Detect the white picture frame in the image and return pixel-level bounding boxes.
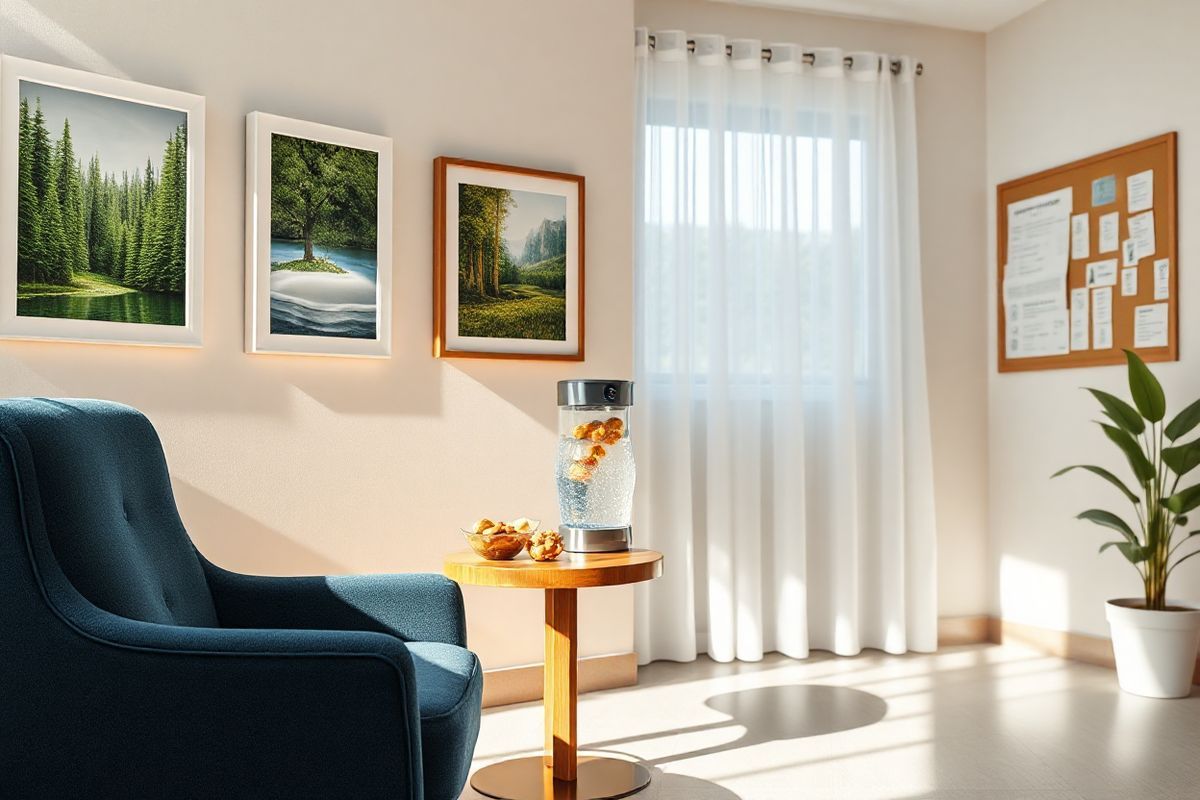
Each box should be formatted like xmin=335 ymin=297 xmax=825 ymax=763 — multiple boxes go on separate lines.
xmin=0 ymin=55 xmax=204 ymax=346
xmin=245 ymin=112 xmax=392 ymax=357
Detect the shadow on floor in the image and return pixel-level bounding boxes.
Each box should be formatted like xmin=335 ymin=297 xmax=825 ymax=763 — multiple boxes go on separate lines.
xmin=650 ymin=684 xmax=888 ymax=767
xmin=642 ymin=768 xmax=744 ymax=799
xmin=706 ymin=683 xmax=889 ymax=740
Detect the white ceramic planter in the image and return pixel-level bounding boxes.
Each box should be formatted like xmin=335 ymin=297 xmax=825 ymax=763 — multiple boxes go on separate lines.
xmin=1106 ymin=599 xmax=1200 ymax=698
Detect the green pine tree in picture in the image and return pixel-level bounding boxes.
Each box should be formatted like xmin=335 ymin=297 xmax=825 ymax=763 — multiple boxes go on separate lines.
xmin=15 ymin=80 xmax=189 ymax=326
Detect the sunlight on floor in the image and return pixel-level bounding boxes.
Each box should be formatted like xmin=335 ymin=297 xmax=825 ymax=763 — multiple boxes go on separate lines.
xmin=461 ymin=644 xmax=1200 ymax=799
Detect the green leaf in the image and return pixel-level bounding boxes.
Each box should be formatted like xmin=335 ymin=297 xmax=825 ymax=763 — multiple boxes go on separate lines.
xmin=1163 ymin=439 xmax=1200 ymax=476
xmin=1165 ymin=398 xmax=1200 ymax=441
xmin=1099 ymin=540 xmax=1150 ymax=564
xmin=1116 ymin=542 xmax=1150 ymax=564
xmin=1165 ymin=485 xmax=1200 ymax=515
xmin=1052 ymin=465 xmax=1141 ymax=504
xmin=1099 ymin=423 xmax=1156 ymax=484
xmin=1125 ymin=349 xmax=1166 ymax=422
xmin=1087 ymin=389 xmax=1145 ymax=435
xmin=1077 ymin=509 xmax=1139 ymax=545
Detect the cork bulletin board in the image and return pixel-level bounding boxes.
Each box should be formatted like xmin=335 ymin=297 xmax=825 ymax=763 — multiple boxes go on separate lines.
xmin=997 ymin=133 xmax=1177 ymax=372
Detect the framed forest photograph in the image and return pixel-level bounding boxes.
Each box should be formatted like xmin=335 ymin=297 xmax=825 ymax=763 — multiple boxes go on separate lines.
xmin=0 ymin=56 xmax=204 ymax=346
xmin=434 ymin=157 xmax=583 ymax=360
xmin=245 ymin=112 xmax=392 ymax=357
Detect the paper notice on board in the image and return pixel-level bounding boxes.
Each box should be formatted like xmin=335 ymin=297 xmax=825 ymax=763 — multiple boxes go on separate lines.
xmin=1006 ymin=187 xmax=1073 ymax=280
xmin=1134 ymin=303 xmax=1168 ymax=348
xmin=1121 ymin=267 xmax=1138 ymax=296
xmin=1123 ymin=239 xmax=1138 ymax=267
xmin=1070 ymin=287 xmax=1089 ymax=351
xmin=1127 ymin=170 xmax=1153 ymax=213
xmin=1003 ymin=272 xmax=1069 ymax=359
xmin=1128 ymin=211 xmax=1155 ymax=259
xmin=1099 ymin=212 xmax=1119 ymax=253
xmin=1093 ymin=287 xmax=1113 ymax=350
xmin=1154 ymin=258 xmax=1170 ymax=300
xmin=1086 ymin=258 xmax=1118 ymax=288
xmin=1071 ymin=213 xmax=1090 ymax=260
xmin=1004 ymin=188 xmax=1071 ymax=359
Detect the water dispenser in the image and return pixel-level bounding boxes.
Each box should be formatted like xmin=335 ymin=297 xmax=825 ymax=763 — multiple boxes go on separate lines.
xmin=555 ymin=379 xmax=635 ymax=552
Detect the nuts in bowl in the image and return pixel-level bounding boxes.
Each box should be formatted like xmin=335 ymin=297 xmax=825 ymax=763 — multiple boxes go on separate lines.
xmin=463 ymin=517 xmax=539 ymax=560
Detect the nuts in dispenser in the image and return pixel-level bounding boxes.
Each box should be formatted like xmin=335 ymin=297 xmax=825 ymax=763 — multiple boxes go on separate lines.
xmin=566 ymin=417 xmax=625 ymax=482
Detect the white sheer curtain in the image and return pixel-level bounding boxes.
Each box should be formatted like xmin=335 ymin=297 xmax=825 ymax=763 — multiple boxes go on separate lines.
xmin=633 ymin=29 xmax=936 ymax=664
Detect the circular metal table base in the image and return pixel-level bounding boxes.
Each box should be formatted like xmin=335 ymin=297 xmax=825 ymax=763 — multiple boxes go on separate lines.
xmin=471 ymin=755 xmax=651 ymax=800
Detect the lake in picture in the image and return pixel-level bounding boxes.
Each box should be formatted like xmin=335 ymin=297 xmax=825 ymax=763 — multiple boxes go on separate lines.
xmin=269 ymin=239 xmax=377 ymax=339
xmin=18 ymin=289 xmax=183 ymax=325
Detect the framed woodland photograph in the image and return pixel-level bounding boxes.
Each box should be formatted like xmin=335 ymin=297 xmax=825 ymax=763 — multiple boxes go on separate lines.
xmin=434 ymin=157 xmax=583 ymax=360
xmin=0 ymin=56 xmax=204 ymax=346
xmin=245 ymin=112 xmax=392 ymax=357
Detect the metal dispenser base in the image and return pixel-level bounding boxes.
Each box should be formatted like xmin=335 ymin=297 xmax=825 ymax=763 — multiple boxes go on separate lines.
xmin=561 ymin=525 xmax=632 ymax=553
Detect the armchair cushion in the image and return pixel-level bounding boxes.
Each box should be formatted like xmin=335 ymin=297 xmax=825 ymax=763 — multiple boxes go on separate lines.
xmin=409 ymin=641 xmax=484 ymax=800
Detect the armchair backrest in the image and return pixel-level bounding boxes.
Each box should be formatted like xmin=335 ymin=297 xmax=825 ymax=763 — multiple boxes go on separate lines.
xmin=0 ymin=398 xmax=217 ymax=628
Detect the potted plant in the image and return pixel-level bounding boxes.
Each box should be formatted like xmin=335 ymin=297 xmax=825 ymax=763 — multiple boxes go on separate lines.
xmin=1055 ymin=350 xmax=1200 ymax=698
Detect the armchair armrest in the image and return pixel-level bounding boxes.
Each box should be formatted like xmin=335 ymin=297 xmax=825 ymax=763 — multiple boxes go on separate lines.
xmin=24 ymin=597 xmax=425 ymax=799
xmin=200 ymin=557 xmax=467 ymax=647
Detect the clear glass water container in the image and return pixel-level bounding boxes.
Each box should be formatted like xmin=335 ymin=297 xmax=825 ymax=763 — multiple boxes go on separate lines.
xmin=555 ymin=380 xmax=635 ymax=552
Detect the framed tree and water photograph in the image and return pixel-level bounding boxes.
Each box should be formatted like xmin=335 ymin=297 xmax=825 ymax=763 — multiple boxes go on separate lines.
xmin=0 ymin=56 xmax=204 ymax=346
xmin=434 ymin=157 xmax=583 ymax=360
xmin=245 ymin=112 xmax=392 ymax=357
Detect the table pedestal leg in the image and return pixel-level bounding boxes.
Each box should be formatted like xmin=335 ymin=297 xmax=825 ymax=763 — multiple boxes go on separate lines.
xmin=545 ymin=588 xmax=578 ymax=780
xmin=468 ymin=588 xmax=651 ymax=800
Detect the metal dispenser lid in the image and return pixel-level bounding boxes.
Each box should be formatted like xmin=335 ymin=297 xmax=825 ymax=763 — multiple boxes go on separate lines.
xmin=557 ymin=379 xmax=634 ymax=407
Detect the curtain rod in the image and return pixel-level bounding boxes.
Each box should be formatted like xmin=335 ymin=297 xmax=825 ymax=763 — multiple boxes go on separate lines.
xmin=646 ymin=34 xmax=924 ymax=76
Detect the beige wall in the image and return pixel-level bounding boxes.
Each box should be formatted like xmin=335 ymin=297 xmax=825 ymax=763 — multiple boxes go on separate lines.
xmin=0 ymin=0 xmax=636 ymax=669
xmin=987 ymin=0 xmax=1200 ymax=636
xmin=0 ymin=0 xmax=992 ymax=674
xmin=636 ymin=0 xmax=991 ymax=617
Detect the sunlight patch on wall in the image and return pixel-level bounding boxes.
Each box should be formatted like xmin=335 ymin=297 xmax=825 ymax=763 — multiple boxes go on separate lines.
xmin=0 ymin=0 xmax=125 ymax=76
xmin=1000 ymin=554 xmax=1070 ymax=630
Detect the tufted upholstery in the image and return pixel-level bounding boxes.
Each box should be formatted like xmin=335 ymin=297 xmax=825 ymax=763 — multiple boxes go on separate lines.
xmin=15 ymin=398 xmax=218 ymax=627
xmin=0 ymin=398 xmax=482 ymax=799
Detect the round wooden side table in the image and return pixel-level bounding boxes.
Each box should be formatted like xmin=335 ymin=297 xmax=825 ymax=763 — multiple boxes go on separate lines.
xmin=445 ymin=548 xmax=663 ymax=800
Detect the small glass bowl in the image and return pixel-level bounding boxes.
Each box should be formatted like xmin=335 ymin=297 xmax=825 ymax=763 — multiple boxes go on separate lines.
xmin=462 ymin=521 xmax=540 ymax=561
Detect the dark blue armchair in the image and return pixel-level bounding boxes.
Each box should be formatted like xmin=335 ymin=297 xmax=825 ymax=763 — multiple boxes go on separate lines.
xmin=0 ymin=398 xmax=481 ymax=799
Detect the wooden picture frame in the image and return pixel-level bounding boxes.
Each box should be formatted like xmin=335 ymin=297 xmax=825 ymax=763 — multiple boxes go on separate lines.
xmin=434 ymin=157 xmax=584 ymax=360
xmin=245 ymin=112 xmax=392 ymax=357
xmin=0 ymin=55 xmax=204 ymax=346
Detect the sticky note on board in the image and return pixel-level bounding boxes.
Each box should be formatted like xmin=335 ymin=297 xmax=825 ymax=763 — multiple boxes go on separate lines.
xmin=1092 ymin=175 xmax=1117 ymax=206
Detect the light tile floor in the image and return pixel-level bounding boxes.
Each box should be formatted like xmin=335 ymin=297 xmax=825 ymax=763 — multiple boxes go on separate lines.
xmin=461 ymin=644 xmax=1200 ymax=799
